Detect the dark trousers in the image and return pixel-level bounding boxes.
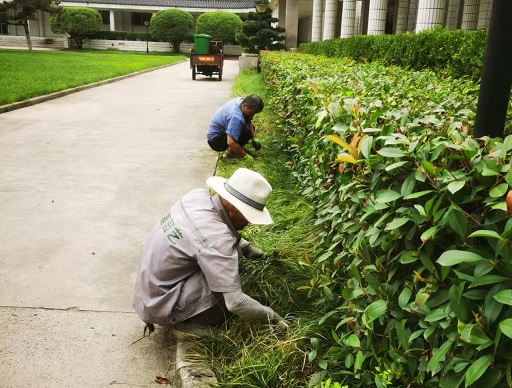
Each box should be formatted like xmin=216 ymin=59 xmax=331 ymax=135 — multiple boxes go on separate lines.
xmin=207 ymin=130 xmax=252 ymax=152
xmin=184 ymin=295 xmax=232 ymax=326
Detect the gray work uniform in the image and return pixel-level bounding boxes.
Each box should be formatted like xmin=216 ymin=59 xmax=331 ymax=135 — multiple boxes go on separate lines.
xmin=131 ymin=189 xmax=242 ymax=325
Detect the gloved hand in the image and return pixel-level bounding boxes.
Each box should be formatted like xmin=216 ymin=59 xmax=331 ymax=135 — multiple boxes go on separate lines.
xmin=242 ymin=154 xmax=254 ymax=164
xmin=240 ymin=238 xmax=266 ymax=260
xmin=276 ymin=319 xmax=291 ymax=332
xmin=243 ymin=244 xmax=266 ymax=260
xmin=269 ymin=309 xmax=290 ymax=332
xmin=251 ymin=138 xmax=262 ymax=151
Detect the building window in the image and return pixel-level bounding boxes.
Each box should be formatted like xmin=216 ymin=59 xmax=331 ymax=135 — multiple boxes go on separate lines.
xmin=131 ymin=12 xmax=151 ymax=26
xmin=0 ymin=12 xmax=8 ymax=35
xmin=100 ymin=11 xmax=110 ymax=25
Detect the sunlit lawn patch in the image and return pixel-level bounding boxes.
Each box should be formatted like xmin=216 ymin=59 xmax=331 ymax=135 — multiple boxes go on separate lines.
xmin=0 ymin=49 xmax=186 ymax=105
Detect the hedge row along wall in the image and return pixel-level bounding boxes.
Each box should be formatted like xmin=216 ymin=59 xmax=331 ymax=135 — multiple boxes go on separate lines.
xmin=298 ymin=27 xmax=487 ymax=82
xmin=260 ymin=50 xmax=512 ymax=387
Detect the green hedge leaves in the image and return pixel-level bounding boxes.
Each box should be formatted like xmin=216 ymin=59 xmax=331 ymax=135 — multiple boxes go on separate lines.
xmin=299 ymin=27 xmax=487 ymax=81
xmin=260 ymin=51 xmax=512 ymax=387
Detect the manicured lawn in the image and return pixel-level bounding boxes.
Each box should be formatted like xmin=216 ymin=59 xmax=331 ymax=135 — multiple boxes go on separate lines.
xmin=0 ymin=49 xmax=187 ymax=105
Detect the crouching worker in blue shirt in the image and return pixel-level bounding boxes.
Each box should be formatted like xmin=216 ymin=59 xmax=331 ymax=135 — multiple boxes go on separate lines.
xmin=206 ymin=94 xmax=264 ymax=164
xmin=131 ymin=168 xmax=289 ymax=331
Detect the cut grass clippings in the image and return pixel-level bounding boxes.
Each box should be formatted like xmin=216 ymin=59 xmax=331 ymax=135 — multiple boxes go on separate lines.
xmin=0 ymin=49 xmax=186 ymax=106
xmin=198 ymin=69 xmax=326 ymax=388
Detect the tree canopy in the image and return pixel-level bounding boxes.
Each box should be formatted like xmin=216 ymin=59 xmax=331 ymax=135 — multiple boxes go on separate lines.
xmin=50 ymin=7 xmax=102 ymax=49
xmin=196 ymin=10 xmax=242 ymax=44
xmin=150 ymin=9 xmax=194 ymax=53
xmin=236 ymin=7 xmax=285 ymax=54
xmin=0 ymin=0 xmax=61 ymax=51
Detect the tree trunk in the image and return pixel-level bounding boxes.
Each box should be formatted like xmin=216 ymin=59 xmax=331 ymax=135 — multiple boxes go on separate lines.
xmin=23 ymin=19 xmax=32 ymax=51
xmin=75 ymin=37 xmax=83 ymax=49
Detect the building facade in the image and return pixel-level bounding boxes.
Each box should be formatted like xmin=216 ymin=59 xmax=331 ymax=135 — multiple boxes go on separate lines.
xmin=272 ymin=0 xmax=492 ymax=48
xmin=0 ymin=0 xmax=494 ymax=49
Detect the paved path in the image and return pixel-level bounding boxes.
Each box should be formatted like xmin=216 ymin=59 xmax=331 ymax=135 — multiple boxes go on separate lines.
xmin=0 ymin=58 xmax=238 ymax=387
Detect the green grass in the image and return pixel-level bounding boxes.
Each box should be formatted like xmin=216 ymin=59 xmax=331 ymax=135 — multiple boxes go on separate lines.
xmin=0 ymin=49 xmax=186 ymax=105
xmin=198 ymin=70 xmax=326 ymax=388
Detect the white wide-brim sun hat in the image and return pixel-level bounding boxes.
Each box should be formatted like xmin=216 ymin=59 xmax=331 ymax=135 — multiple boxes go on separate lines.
xmin=206 ymin=168 xmax=273 ymax=225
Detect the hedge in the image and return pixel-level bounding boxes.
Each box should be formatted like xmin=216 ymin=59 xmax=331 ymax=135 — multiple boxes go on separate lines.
xmin=298 ymin=27 xmax=487 ymax=82
xmin=261 ymin=50 xmax=512 ymax=387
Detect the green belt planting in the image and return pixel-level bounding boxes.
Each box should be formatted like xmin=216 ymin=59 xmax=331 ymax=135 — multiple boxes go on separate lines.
xmin=260 ymin=50 xmax=512 ymax=387
xmin=298 ymin=27 xmax=487 ymax=81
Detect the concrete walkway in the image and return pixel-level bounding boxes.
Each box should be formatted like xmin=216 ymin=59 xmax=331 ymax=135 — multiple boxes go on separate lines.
xmin=0 ymin=58 xmax=239 ymax=387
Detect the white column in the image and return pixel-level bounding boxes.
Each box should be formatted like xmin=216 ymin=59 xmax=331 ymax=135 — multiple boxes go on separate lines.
xmin=396 ymin=0 xmax=410 ymax=34
xmin=109 ymin=10 xmax=115 ymax=32
xmin=367 ymin=0 xmax=387 ymax=35
xmin=311 ymin=0 xmax=324 ymax=41
xmin=285 ymin=0 xmax=299 ymax=49
xmin=355 ymin=0 xmax=363 ymax=35
xmin=416 ymin=0 xmax=445 ymax=32
xmin=407 ymin=0 xmax=418 ymax=31
xmin=38 ymin=10 xmax=44 ymax=37
xmin=322 ymin=0 xmax=338 ymax=40
xmin=461 ymin=0 xmax=479 ymax=30
xmin=477 ymin=0 xmax=492 ymax=29
xmin=279 ymin=0 xmax=286 ymax=30
xmin=445 ymin=0 xmax=461 ymax=30
xmin=340 ymin=0 xmax=357 ymax=38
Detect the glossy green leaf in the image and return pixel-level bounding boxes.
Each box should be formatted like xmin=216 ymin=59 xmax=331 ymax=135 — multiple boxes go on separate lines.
xmin=437 ymin=250 xmax=487 ymax=266
xmin=447 ymin=181 xmax=465 ymax=194
xmin=385 ymin=161 xmax=409 ymax=171
xmin=494 ymin=290 xmax=512 ymax=305
xmin=427 ymin=340 xmax=453 ymax=375
xmin=460 ymin=324 xmax=492 ymax=345
xmin=345 ymin=334 xmax=360 ymax=347
xmin=449 ymin=283 xmax=469 ymax=322
xmin=464 ymin=354 xmax=493 ymax=387
xmin=385 ymin=217 xmax=409 ymax=230
xmin=482 ymin=165 xmax=499 ymax=176
xmin=484 ymin=284 xmax=505 ymax=325
xmin=409 ymin=329 xmax=424 ymax=343
xmin=415 ymin=291 xmax=430 ymax=308
xmin=500 ymin=319 xmax=512 ymax=340
xmin=414 ymin=204 xmax=427 ymax=216
xmin=490 ymin=183 xmax=509 ymax=198
xmin=362 ymin=300 xmax=387 ymax=329
xmin=468 ymin=230 xmax=504 ymax=240
xmin=377 ymin=147 xmax=406 ymax=158
xmin=360 ymin=136 xmax=373 ymax=159
xmin=398 ymin=287 xmax=412 ymax=309
xmin=404 ymin=190 xmax=434 ymax=199
xmin=425 ymin=308 xmax=446 ymax=322
xmin=469 ymin=275 xmax=509 ymax=288
xmin=421 ymin=226 xmax=438 ymax=242
xmin=375 ymin=190 xmax=402 ymax=203
xmin=354 ymin=350 xmax=365 ymax=372
xmin=400 ymin=251 xmax=419 ymax=264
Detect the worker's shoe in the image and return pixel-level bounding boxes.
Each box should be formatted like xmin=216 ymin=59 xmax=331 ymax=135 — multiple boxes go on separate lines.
xmin=221 ymin=150 xmax=236 ymax=159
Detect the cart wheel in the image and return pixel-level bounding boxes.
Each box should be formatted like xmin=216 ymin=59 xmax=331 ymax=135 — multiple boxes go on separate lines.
xmin=192 ymin=66 xmax=196 ymax=80
xmin=218 ymin=69 xmax=222 ymax=81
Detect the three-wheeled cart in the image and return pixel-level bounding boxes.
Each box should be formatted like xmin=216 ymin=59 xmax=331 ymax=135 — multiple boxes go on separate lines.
xmin=189 ymin=36 xmax=224 ymax=81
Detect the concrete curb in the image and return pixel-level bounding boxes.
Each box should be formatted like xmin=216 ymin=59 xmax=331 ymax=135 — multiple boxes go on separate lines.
xmin=172 ymin=324 xmax=218 ymax=388
xmin=0 ymin=59 xmax=187 ymax=115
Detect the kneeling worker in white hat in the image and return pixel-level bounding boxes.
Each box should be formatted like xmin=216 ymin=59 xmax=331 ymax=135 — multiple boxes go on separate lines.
xmin=131 ymin=168 xmax=288 ymax=330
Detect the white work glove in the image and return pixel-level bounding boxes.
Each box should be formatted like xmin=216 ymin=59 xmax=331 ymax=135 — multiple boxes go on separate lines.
xmin=239 ymin=238 xmax=266 ymax=260
xmin=268 ymin=308 xmax=290 ymax=332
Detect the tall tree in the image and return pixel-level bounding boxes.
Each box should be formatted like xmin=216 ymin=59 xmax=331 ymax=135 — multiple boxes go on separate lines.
xmin=0 ymin=0 xmax=61 ymax=51
xmin=150 ymin=9 xmax=194 ymax=53
xmin=236 ymin=5 xmax=285 ymax=54
xmin=50 ymin=7 xmax=101 ymax=49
